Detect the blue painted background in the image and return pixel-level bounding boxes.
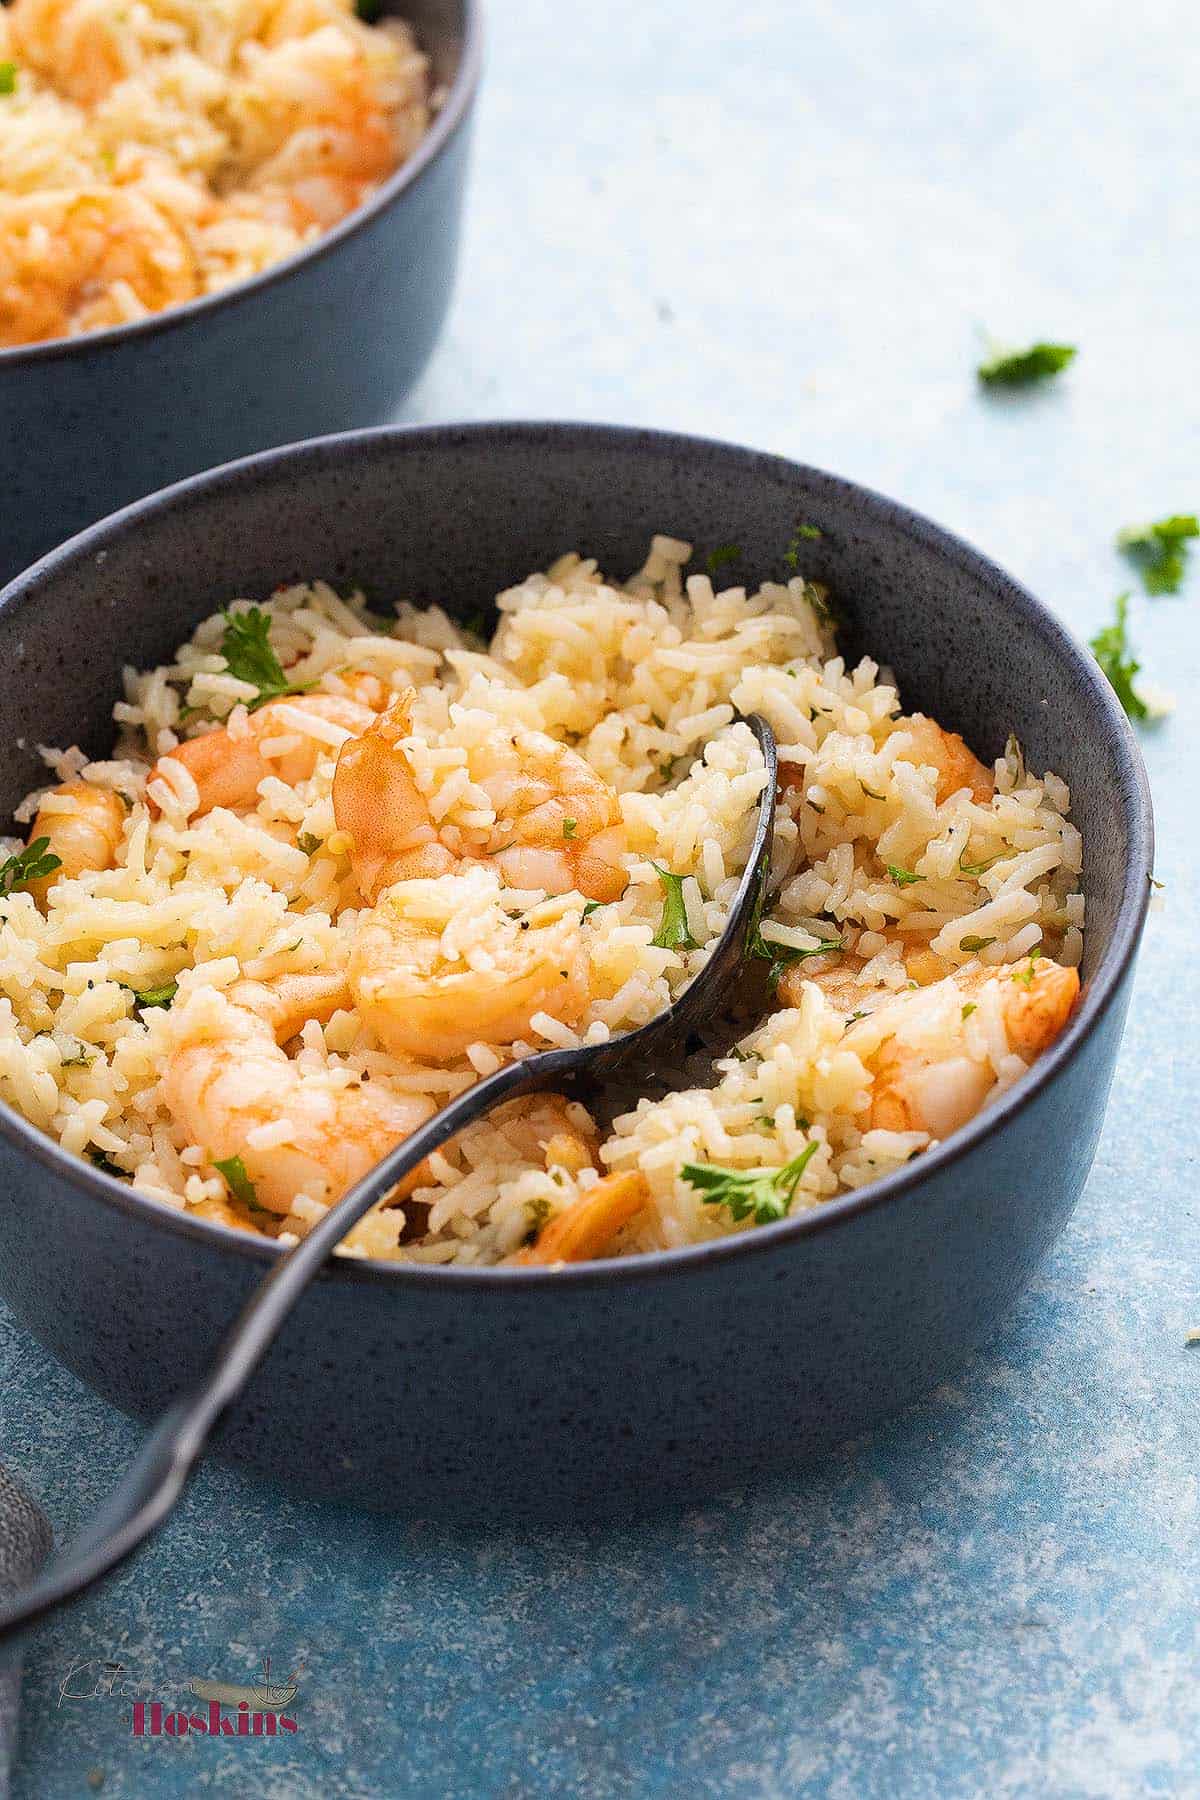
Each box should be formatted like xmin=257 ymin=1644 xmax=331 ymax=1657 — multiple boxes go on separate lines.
xmin=4 ymin=0 xmax=1198 ymax=1793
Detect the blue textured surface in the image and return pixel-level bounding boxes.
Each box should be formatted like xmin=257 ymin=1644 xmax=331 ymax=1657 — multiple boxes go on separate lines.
xmin=3 ymin=0 xmax=1197 ymax=1793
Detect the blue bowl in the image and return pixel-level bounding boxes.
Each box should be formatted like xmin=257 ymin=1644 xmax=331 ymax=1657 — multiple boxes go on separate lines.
xmin=0 ymin=0 xmax=480 ymax=587
xmin=0 ymin=424 xmax=1153 ymax=1518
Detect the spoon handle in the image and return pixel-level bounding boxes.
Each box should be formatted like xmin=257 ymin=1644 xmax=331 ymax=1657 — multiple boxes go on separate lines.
xmin=0 ymin=1053 xmax=546 ymax=1641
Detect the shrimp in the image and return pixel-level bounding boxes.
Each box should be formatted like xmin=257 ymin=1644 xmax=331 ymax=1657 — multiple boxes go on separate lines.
xmin=332 ymin=694 xmax=628 ymax=906
xmin=8 ymin=0 xmax=133 ymax=107
xmin=152 ymin=694 xmax=374 ymax=816
xmin=510 ymin=1171 xmax=650 ymax=1266
xmin=226 ymin=971 xmax=351 ymax=1044
xmin=162 ymin=994 xmax=434 ymax=1215
xmin=24 ymin=781 xmax=125 ymax=907
xmin=869 ymin=958 xmax=1079 ymax=1137
xmin=233 ymin=16 xmax=417 ymax=231
xmin=347 ymin=868 xmax=589 ymax=1063
xmin=0 ymin=189 xmax=195 ymax=347
xmin=895 ymin=715 xmax=993 ymax=806
xmin=477 ymin=730 xmax=628 ymax=904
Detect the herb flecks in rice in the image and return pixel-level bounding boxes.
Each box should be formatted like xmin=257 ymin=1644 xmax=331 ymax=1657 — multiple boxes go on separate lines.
xmin=1 ymin=536 xmax=1085 ymax=1263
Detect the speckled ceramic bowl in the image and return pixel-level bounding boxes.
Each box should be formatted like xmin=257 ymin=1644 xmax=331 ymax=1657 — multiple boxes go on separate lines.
xmin=0 ymin=425 xmax=1153 ymax=1519
xmin=0 ymin=0 xmax=480 ymax=588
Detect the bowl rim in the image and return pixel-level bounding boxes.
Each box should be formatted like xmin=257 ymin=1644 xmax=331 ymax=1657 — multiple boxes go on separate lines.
xmin=0 ymin=0 xmax=483 ymax=371
xmin=0 ymin=420 xmax=1155 ymax=1292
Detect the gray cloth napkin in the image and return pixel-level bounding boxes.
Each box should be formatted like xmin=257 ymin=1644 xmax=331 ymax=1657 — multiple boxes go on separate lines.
xmin=0 ymin=1465 xmax=53 ymax=1800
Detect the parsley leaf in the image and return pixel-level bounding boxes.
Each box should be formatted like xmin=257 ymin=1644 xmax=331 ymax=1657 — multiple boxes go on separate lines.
xmin=1011 ymin=948 xmax=1043 ymax=987
xmin=297 ymin=832 xmax=322 ymax=855
xmin=959 ymin=846 xmax=1006 ymax=877
xmin=1089 ymin=593 xmax=1148 ymax=721
xmin=651 ymin=865 xmax=699 ymax=951
xmin=784 ymin=525 xmax=822 ymax=569
xmin=682 ymin=1142 xmax=819 ymax=1225
xmin=214 ymin=1154 xmax=259 ymax=1208
xmin=0 ymin=837 xmax=61 ymax=899
xmin=220 ymin=607 xmax=315 ymax=712
xmin=977 ymin=342 xmax=1077 ymax=387
xmin=960 ymin=935 xmax=996 ymax=953
xmin=1117 ymin=514 xmax=1199 ymax=596
xmin=887 ymin=864 xmax=922 ymax=887
xmin=88 ymin=1149 xmax=126 ymax=1179
xmin=120 ymin=979 xmax=178 ymax=1010
xmin=961 ymin=1002 xmax=977 ymax=1021
xmin=0 ymin=63 xmax=17 ymax=95
xmin=705 ymin=543 xmax=742 ymax=581
xmin=563 ymin=818 xmax=578 ymax=840
xmin=59 ymin=1042 xmax=94 ymax=1068
xmin=745 ymin=861 xmax=842 ymax=984
xmin=582 ymin=899 xmax=606 ymax=918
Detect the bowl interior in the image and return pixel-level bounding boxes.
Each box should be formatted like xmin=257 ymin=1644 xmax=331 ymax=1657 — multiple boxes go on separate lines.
xmin=0 ymin=424 xmax=1147 ymax=1004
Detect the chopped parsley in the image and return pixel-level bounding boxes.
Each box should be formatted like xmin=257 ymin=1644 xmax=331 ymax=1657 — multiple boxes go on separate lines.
xmin=523 ymin=1195 xmax=553 ymax=1243
xmin=119 ymin=978 xmax=178 ymax=1011
xmin=59 ymin=1042 xmax=94 ymax=1069
xmin=1011 ymin=949 xmax=1043 ymax=987
xmin=746 ymin=862 xmax=842 ymax=984
xmin=977 ymin=341 xmax=1077 ymax=387
xmin=705 ymin=543 xmax=742 ymax=580
xmin=297 ymin=832 xmax=322 ymax=855
xmin=681 ymin=1142 xmax=819 ymax=1226
xmin=0 ymin=63 xmax=17 ymax=95
xmin=650 ymin=865 xmax=698 ymax=951
xmin=960 ymin=935 xmax=996 ymax=953
xmin=784 ymin=525 xmax=822 ymax=569
xmin=220 ymin=607 xmax=316 ymax=711
xmin=582 ymin=899 xmax=606 ymax=918
xmin=959 ymin=846 xmax=1006 ymax=876
xmin=214 ymin=1154 xmax=258 ymax=1208
xmin=88 ymin=1149 xmax=126 ymax=1179
xmin=1089 ymin=593 xmax=1148 ymax=721
xmin=961 ymin=1002 xmax=977 ymax=1021
xmin=1117 ymin=514 xmax=1198 ymax=596
xmin=887 ymin=864 xmax=922 ymax=887
xmin=562 ymin=818 xmax=578 ymax=839
xmin=0 ymin=837 xmax=61 ymax=899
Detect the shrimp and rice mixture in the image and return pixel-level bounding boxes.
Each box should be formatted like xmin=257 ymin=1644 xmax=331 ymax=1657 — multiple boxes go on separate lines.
xmin=0 ymin=0 xmax=430 ymax=347
xmin=0 ymin=538 xmax=1085 ymax=1264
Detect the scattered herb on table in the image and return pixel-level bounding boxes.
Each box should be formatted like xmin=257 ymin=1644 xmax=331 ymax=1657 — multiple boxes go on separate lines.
xmin=220 ymin=607 xmax=316 ymax=711
xmin=0 ymin=838 xmax=60 ymax=899
xmin=682 ymin=1142 xmax=819 ymax=1226
xmin=1117 ymin=514 xmax=1198 ymax=596
xmin=650 ymin=865 xmax=699 ymax=951
xmin=977 ymin=341 xmax=1076 ymax=387
xmin=1089 ymin=593 xmax=1148 ymax=721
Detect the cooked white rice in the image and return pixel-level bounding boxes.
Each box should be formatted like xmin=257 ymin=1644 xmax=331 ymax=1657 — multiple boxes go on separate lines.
xmin=0 ymin=537 xmax=1084 ymax=1263
xmin=0 ymin=0 xmax=430 ymax=347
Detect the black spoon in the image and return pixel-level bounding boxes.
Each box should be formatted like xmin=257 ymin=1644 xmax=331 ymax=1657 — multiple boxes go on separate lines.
xmin=0 ymin=715 xmax=777 ymax=1641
